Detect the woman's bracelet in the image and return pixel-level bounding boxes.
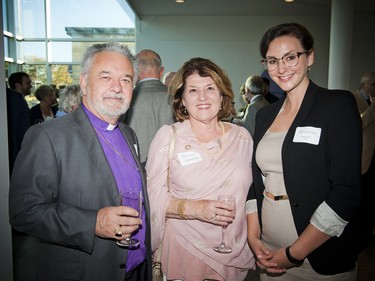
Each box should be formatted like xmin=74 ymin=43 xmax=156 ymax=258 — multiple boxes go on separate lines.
xmin=285 ymin=246 xmax=305 ymax=265
xmin=177 ymin=199 xmax=187 ymax=219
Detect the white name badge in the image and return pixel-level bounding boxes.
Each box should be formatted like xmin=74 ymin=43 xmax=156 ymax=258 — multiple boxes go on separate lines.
xmin=177 ymin=151 xmax=203 ymax=166
xmin=293 ymin=126 xmax=321 ymax=145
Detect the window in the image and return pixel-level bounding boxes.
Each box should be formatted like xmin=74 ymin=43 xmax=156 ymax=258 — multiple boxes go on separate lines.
xmin=4 ymin=0 xmax=135 ymax=89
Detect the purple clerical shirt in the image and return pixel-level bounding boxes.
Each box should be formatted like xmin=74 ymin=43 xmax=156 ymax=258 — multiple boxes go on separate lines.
xmin=84 ymin=105 xmax=146 ymax=272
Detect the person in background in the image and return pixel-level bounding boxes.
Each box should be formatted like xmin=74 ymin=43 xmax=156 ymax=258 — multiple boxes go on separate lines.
xmin=6 ymin=88 xmax=30 ymax=175
xmin=242 ymin=75 xmax=269 ymax=137
xmin=353 ymin=72 xmax=375 ymax=111
xmin=124 ymin=49 xmax=175 ymax=163
xmin=237 ymin=83 xmax=249 ymax=119
xmin=9 ymin=42 xmax=152 ymax=281
xmin=147 ymin=57 xmax=255 ymax=281
xmin=353 ymin=72 xmax=375 ymax=251
xmin=8 ymin=71 xmax=33 ymax=97
xmin=29 ymin=84 xmax=57 ymax=124
xmin=262 ymin=77 xmax=279 ymax=104
xmin=246 ymin=22 xmax=362 ymax=281
xmin=232 ymin=83 xmax=249 ymax=124
xmin=162 ymin=71 xmax=176 ymax=87
xmin=7 ymin=72 xmax=35 ymax=281
xmin=55 ymin=84 xmax=82 ymax=117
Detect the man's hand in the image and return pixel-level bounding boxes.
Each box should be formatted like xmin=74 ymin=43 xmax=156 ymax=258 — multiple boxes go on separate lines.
xmin=96 ymin=206 xmax=142 ymax=240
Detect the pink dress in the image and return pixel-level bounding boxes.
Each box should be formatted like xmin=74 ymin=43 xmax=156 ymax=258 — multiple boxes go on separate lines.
xmin=146 ymin=120 xmax=255 ymax=281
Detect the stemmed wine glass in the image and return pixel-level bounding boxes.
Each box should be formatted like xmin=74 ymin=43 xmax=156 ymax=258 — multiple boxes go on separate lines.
xmin=213 ymin=195 xmax=236 ymax=253
xmin=116 ymin=190 xmax=142 ymax=248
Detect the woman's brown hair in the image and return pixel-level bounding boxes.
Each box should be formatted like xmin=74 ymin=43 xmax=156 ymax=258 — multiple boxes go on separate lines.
xmin=169 ymin=57 xmax=234 ymax=122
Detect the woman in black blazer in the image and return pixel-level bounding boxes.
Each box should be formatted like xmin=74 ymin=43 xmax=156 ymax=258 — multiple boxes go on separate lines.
xmin=30 ymin=84 xmax=57 ymax=124
xmin=246 ymin=23 xmax=362 ymax=280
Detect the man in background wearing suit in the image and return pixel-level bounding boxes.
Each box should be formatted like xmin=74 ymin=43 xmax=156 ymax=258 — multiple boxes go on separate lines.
xmin=242 ymin=75 xmax=269 ymax=137
xmin=6 ymin=75 xmax=33 ymax=281
xmin=354 ymin=72 xmax=375 ymax=250
xmin=9 ymin=43 xmax=152 ymax=281
xmin=6 ymin=72 xmax=32 ymax=172
xmin=124 ymin=49 xmax=175 ymax=163
xmin=6 ymin=87 xmax=30 ymax=176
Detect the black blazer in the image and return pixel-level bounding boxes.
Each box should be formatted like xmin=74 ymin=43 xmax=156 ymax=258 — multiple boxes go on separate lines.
xmin=30 ymin=103 xmax=58 ymax=125
xmin=248 ymin=81 xmax=362 ymax=274
xmin=9 ymin=105 xmax=152 ymax=281
xmin=6 ymin=88 xmax=31 ymax=175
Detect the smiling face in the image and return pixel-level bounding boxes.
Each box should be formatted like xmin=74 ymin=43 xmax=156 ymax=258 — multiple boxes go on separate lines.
xmin=266 ymin=36 xmax=313 ymax=95
xmin=182 ymin=72 xmax=222 ymax=124
xmin=80 ymin=51 xmax=134 ymax=124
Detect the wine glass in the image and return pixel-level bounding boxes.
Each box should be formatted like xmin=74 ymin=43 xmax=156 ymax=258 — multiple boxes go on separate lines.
xmin=213 ymin=195 xmax=236 ymax=253
xmin=116 ymin=190 xmax=142 ymax=248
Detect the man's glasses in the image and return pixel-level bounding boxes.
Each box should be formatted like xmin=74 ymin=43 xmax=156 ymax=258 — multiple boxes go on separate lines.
xmin=260 ymin=51 xmax=309 ymax=71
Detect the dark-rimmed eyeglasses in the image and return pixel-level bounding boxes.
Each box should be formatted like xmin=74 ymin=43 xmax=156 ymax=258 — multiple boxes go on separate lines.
xmin=260 ymin=51 xmax=309 ymax=71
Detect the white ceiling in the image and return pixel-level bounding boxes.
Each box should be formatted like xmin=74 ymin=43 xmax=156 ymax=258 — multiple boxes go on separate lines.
xmin=126 ymin=0 xmax=375 ymax=18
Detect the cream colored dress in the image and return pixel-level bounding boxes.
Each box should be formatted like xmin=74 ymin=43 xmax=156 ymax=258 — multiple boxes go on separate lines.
xmin=147 ymin=121 xmax=256 ymax=281
xmin=256 ymin=131 xmax=357 ymax=281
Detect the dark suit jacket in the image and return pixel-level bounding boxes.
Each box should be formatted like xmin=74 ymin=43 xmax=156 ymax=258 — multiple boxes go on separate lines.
xmin=6 ymin=88 xmax=31 ymax=175
xmin=124 ymin=79 xmax=175 ymax=163
xmin=248 ymin=81 xmax=362 ymax=274
xmin=243 ymin=95 xmax=269 ymax=137
xmin=9 ymin=105 xmax=152 ymax=281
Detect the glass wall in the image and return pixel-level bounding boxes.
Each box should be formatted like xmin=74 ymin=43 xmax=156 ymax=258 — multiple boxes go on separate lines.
xmin=3 ymin=0 xmax=135 ymax=105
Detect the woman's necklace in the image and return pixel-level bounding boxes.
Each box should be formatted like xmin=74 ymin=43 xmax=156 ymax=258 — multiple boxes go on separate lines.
xmin=195 ymin=121 xmax=226 ymax=157
xmin=94 ymin=127 xmax=137 ymax=170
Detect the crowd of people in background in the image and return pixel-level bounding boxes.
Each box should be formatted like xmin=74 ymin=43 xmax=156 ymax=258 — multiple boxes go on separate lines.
xmin=5 ymin=22 xmax=375 ymax=281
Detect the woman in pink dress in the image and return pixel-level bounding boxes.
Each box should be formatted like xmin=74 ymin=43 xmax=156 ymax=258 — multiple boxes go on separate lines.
xmin=146 ymin=58 xmax=255 ymax=281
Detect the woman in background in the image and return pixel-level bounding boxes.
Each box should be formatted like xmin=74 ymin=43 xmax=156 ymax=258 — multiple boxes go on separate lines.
xmin=30 ymin=84 xmax=57 ymax=124
xmin=55 ymin=84 xmax=81 ymax=117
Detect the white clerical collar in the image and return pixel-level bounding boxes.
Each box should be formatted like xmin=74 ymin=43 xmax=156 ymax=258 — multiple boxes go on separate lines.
xmin=106 ymin=123 xmax=117 ymax=131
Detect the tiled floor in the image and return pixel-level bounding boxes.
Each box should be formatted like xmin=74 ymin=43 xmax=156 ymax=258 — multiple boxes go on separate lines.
xmin=244 ymin=240 xmax=375 ymax=281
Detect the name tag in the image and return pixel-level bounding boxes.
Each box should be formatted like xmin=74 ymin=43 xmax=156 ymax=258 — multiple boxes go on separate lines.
xmin=293 ymin=126 xmax=321 ymax=145
xmin=178 ymin=152 xmax=203 ymax=166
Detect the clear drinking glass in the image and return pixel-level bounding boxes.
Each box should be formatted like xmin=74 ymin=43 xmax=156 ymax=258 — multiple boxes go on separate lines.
xmin=116 ymin=190 xmax=142 ymax=248
xmin=213 ymin=195 xmax=236 ymax=253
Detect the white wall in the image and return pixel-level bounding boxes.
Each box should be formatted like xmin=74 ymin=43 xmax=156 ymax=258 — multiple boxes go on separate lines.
xmin=134 ymin=14 xmax=374 ymax=107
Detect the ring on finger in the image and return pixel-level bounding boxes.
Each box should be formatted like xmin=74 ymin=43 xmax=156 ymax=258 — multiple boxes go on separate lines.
xmin=115 ymin=227 xmax=123 ymax=237
xmin=212 ymin=214 xmax=217 ymax=222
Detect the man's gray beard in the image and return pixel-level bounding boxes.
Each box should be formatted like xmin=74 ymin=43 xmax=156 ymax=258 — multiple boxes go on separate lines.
xmin=89 ymin=97 xmax=130 ymax=120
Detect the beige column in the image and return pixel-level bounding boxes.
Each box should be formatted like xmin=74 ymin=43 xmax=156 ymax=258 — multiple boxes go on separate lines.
xmin=328 ymin=0 xmax=354 ymax=90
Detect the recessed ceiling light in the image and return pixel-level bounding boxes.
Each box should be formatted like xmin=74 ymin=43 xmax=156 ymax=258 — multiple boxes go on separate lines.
xmin=285 ymin=0 xmax=294 ymax=2
xmin=176 ymin=0 xmax=185 ymax=3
